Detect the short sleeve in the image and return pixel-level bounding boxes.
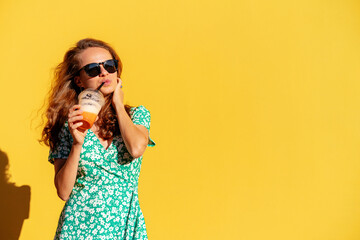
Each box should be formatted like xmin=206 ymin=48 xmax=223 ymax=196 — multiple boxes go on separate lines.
xmin=48 ymin=122 xmax=73 ymax=164
xmin=130 ymin=105 xmax=156 ymax=147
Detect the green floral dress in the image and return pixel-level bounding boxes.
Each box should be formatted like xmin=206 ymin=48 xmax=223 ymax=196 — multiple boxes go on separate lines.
xmin=48 ymin=105 xmax=155 ymax=240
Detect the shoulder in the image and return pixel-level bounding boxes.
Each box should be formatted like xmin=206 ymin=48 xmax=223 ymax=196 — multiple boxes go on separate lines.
xmin=130 ymin=105 xmax=149 ymax=113
xmin=129 ymin=105 xmax=152 ymax=129
xmin=130 ymin=105 xmax=151 ymax=118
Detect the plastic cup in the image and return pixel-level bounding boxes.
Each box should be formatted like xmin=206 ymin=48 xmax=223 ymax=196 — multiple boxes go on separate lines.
xmin=77 ymin=88 xmax=105 ymax=130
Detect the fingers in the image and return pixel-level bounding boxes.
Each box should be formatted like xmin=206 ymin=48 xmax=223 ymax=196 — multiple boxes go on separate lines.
xmin=68 ymin=115 xmax=83 ymax=123
xmin=68 ymin=105 xmax=83 ymax=119
xmin=68 ymin=105 xmax=84 ymax=130
xmin=71 ymin=104 xmax=81 ymax=111
xmin=70 ymin=121 xmax=83 ymax=130
xmin=70 ymin=104 xmax=82 ymax=112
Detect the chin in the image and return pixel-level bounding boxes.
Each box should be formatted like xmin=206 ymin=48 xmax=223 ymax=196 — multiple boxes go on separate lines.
xmin=100 ymin=87 xmax=115 ymax=96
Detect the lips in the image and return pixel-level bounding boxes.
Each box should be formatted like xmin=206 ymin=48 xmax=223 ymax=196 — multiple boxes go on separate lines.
xmin=101 ymin=79 xmax=112 ymax=86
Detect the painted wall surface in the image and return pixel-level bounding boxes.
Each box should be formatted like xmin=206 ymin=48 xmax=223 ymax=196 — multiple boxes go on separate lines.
xmin=0 ymin=0 xmax=360 ymax=239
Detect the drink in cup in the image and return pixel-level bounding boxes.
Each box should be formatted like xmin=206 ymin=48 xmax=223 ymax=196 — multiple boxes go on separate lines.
xmin=77 ymin=88 xmax=105 ymax=130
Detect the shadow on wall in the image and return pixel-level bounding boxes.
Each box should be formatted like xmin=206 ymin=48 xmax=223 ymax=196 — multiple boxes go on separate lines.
xmin=0 ymin=149 xmax=31 ymax=240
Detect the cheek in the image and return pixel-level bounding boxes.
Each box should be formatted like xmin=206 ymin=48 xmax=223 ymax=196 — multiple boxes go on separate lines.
xmin=89 ymin=77 xmax=100 ymax=85
xmin=78 ymin=75 xmax=94 ymax=88
xmin=83 ymin=81 xmax=96 ymax=89
xmin=112 ymin=76 xmax=119 ymax=86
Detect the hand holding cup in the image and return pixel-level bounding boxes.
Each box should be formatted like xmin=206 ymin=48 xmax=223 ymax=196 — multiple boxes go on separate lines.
xmin=68 ymin=105 xmax=88 ymax=146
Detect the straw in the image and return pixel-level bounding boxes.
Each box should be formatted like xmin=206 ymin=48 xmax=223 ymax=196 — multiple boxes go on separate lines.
xmin=97 ymin=82 xmax=105 ymax=90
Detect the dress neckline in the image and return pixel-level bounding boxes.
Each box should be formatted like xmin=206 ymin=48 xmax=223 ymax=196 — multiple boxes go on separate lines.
xmin=88 ymin=129 xmax=114 ymax=151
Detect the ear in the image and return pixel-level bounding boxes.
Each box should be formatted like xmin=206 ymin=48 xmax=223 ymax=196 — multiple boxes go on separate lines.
xmin=74 ymin=76 xmax=83 ymax=88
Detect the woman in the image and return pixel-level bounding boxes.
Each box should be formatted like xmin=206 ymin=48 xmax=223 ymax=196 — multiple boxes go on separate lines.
xmin=41 ymin=38 xmax=156 ymax=239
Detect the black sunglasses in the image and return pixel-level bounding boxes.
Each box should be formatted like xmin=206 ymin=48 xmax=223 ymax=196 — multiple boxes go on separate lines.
xmin=77 ymin=59 xmax=118 ymax=77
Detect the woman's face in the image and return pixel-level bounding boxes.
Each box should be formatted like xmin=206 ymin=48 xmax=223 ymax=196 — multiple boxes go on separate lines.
xmin=74 ymin=47 xmax=118 ymax=96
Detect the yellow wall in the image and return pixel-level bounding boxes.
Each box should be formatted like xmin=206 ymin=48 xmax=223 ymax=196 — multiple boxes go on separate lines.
xmin=0 ymin=0 xmax=360 ymax=239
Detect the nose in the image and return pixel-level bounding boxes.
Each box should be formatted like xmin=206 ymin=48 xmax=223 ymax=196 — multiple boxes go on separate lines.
xmin=99 ymin=64 xmax=109 ymax=76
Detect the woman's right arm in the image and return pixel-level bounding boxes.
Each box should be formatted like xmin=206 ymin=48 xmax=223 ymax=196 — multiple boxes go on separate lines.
xmin=53 ymin=144 xmax=82 ymax=201
xmin=53 ymin=105 xmax=86 ymax=201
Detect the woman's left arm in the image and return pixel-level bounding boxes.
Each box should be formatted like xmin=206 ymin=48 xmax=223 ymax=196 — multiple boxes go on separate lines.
xmin=113 ymin=78 xmax=149 ymax=158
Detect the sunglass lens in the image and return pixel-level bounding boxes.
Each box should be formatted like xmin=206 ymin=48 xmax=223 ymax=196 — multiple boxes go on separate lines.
xmin=104 ymin=60 xmax=118 ymax=73
xmin=84 ymin=64 xmax=101 ymax=77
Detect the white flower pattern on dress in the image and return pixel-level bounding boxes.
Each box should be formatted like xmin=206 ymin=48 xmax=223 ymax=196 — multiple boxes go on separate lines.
xmin=48 ymin=105 xmax=155 ymax=240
